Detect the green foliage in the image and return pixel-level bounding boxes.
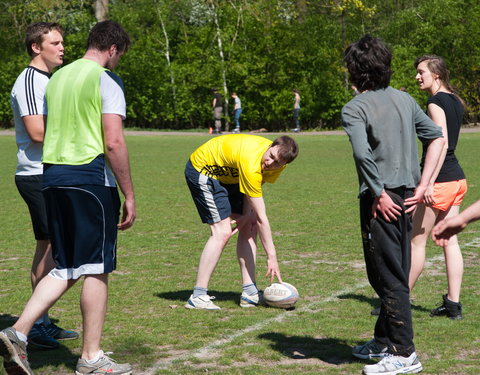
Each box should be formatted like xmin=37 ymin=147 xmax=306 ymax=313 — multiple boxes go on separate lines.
xmin=0 ymin=0 xmax=479 ymax=129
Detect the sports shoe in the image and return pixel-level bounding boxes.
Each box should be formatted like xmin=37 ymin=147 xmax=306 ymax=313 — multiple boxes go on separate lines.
xmin=240 ymin=290 xmax=264 ymax=308
xmin=43 ymin=322 xmax=79 ymax=340
xmin=352 ymin=339 xmax=389 ymax=360
xmin=76 ymin=352 xmax=132 ymax=375
xmin=0 ymin=327 xmax=34 ymax=375
xmin=28 ymin=323 xmax=59 ymax=349
xmin=232 ymin=128 xmax=240 ymax=134
xmin=363 ymin=352 xmax=422 ymax=374
xmin=430 ymin=294 xmax=463 ymax=320
xmin=185 ymin=294 xmax=221 ymax=310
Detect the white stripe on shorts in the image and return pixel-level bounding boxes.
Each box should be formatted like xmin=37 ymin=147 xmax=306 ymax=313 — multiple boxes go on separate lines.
xmin=198 ymin=172 xmax=221 ymax=223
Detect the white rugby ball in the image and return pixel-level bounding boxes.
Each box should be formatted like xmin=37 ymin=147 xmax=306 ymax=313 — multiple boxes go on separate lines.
xmin=263 ymin=282 xmax=299 ymax=309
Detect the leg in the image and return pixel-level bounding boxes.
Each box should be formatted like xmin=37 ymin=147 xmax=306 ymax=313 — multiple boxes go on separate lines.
xmin=13 ymin=275 xmax=76 ymax=336
xmin=31 ymin=240 xmax=55 ymax=289
xmin=80 ymin=274 xmax=108 ymax=360
xmin=438 ymin=206 xmax=463 ymax=302
xmin=195 ymin=218 xmax=233 ymax=288
xmin=236 ymin=211 xmax=258 ymax=286
xmin=409 ymin=204 xmax=438 ymax=291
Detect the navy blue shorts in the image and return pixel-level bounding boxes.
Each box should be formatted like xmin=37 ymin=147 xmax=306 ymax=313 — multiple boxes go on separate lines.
xmin=185 ymin=160 xmax=244 ymax=224
xmin=42 ymin=185 xmax=121 ymax=280
xmin=15 ymin=175 xmax=49 ymax=240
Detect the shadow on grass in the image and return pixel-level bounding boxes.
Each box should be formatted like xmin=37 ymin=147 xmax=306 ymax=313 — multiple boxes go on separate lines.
xmin=0 ymin=314 xmax=77 ymax=373
xmin=155 ymin=289 xmax=240 ymax=303
xmin=258 ymin=332 xmax=353 ymax=365
xmin=337 ymin=293 xmax=430 ymax=313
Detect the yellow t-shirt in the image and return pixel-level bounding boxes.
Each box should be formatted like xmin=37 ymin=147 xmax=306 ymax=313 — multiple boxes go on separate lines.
xmin=190 ymin=134 xmax=286 ymax=197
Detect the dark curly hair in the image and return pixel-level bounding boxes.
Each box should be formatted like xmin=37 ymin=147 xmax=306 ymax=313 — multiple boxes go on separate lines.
xmin=87 ymin=20 xmax=130 ymax=53
xmin=344 ymin=35 xmax=392 ymax=92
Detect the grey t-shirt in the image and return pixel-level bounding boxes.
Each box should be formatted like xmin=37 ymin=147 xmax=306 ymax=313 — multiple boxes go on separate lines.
xmin=342 ymin=86 xmax=443 ymax=197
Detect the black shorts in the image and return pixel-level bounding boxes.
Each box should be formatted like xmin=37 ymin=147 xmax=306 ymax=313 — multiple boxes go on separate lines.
xmin=15 ymin=174 xmax=49 ymax=240
xmin=185 ymin=160 xmax=244 ymax=224
xmin=42 ymin=185 xmax=121 ymax=280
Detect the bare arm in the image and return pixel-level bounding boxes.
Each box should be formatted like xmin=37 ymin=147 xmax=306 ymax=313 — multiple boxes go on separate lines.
xmin=103 ymin=113 xmax=136 ymax=230
xmin=23 ymin=115 xmax=46 ymax=143
xmin=246 ymin=196 xmax=282 ymax=283
xmin=432 ymin=200 xmax=480 ymax=246
xmin=423 ymin=103 xmax=449 ymax=206
xmin=404 ymin=136 xmax=445 ymax=213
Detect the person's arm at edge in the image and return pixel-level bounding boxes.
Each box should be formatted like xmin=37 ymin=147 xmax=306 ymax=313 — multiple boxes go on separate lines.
xmin=432 ymin=200 xmax=480 ymax=246
xmin=103 ymin=113 xmax=136 ymax=230
xmin=23 ymin=115 xmax=46 ymax=143
xmin=246 ymin=195 xmax=283 ymax=283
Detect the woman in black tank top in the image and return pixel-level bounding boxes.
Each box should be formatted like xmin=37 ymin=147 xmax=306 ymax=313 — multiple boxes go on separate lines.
xmin=410 ymin=55 xmax=467 ymax=320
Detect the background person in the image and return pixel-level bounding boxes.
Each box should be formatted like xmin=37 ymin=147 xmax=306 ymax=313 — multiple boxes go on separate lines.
xmin=11 ymin=21 xmax=78 ymax=350
xmin=212 ymin=87 xmax=223 ymax=134
xmin=184 ymin=134 xmax=298 ymax=310
xmin=292 ymin=88 xmax=301 ymax=132
xmin=231 ymin=92 xmax=242 ymax=133
xmin=409 ymin=54 xmax=467 ymax=320
xmin=342 ymin=34 xmax=445 ymax=375
xmin=0 ymin=20 xmax=135 ymax=375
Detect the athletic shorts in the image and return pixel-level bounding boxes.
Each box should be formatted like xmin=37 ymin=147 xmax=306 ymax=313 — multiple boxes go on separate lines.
xmin=42 ymin=185 xmax=121 ymax=280
xmin=185 ymin=160 xmax=243 ymax=224
xmin=15 ymin=174 xmax=49 ymax=240
xmin=432 ymin=179 xmax=467 ymax=211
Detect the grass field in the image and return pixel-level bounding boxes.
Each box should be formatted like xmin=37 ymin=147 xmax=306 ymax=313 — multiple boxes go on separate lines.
xmin=0 ymin=133 xmax=479 ymax=375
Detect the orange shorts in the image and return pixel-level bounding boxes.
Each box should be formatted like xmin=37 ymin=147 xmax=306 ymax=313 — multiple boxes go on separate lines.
xmin=431 ymin=179 xmax=467 ymax=211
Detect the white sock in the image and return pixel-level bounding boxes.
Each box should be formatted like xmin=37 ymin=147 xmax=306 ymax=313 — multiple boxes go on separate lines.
xmin=16 ymin=330 xmax=28 ymax=343
xmin=85 ymin=350 xmax=104 ymax=364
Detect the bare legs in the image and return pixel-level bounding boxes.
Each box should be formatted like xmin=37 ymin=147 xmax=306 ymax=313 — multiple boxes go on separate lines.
xmin=12 ymin=273 xmax=109 ymax=360
xmin=410 ymin=204 xmax=463 ymax=303
xmin=195 ymin=209 xmax=259 ymax=289
xmin=30 ymin=240 xmax=55 ymax=289
xmin=195 ymin=218 xmax=234 ymax=288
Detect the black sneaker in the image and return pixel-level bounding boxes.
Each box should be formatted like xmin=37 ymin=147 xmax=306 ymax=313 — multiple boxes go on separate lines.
xmin=44 ymin=322 xmax=79 ymax=340
xmin=28 ymin=323 xmax=59 ymax=349
xmin=430 ymin=294 xmax=463 ymax=320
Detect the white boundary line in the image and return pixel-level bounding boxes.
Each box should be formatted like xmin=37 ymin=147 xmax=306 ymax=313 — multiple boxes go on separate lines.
xmin=141 ymin=251 xmax=459 ymax=374
xmin=141 ymin=280 xmax=370 ymax=374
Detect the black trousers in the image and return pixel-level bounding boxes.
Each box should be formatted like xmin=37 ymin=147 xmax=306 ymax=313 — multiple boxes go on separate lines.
xmin=359 ymin=188 xmax=415 ymax=356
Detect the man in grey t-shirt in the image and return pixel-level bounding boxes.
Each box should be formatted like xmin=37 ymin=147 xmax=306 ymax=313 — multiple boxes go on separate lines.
xmin=342 ymin=35 xmax=444 ymax=375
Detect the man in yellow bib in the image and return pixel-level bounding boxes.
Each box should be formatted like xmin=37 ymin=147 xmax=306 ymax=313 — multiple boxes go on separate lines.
xmin=184 ymin=134 xmax=299 ymax=310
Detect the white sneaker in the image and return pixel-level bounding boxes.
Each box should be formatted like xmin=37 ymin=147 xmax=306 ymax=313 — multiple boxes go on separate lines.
xmin=185 ymin=294 xmax=221 ymax=310
xmin=240 ymin=291 xmax=264 ymax=308
xmin=363 ymin=352 xmax=422 ymax=375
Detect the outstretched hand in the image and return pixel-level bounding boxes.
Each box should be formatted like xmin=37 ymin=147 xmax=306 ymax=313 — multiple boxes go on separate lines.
xmin=266 ymin=256 xmax=282 ymax=284
xmin=431 ymin=216 xmax=466 ymax=247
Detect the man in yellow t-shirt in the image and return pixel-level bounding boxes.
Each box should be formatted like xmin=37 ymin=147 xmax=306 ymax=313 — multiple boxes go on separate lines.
xmin=184 ymin=134 xmax=299 ymax=310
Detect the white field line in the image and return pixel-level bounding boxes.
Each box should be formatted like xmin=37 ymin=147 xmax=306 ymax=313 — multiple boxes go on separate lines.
xmin=142 ymin=281 xmax=370 ymax=374
xmin=140 ymin=252 xmax=450 ymax=374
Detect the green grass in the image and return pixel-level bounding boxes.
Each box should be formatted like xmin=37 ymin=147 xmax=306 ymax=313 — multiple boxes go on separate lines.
xmin=0 ymin=133 xmax=479 ymax=375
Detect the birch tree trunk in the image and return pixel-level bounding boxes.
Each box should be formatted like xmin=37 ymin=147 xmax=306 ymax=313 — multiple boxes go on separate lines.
xmin=211 ymin=0 xmax=230 ymax=131
xmin=156 ymin=4 xmax=178 ymax=126
xmin=94 ymin=0 xmax=109 ymax=22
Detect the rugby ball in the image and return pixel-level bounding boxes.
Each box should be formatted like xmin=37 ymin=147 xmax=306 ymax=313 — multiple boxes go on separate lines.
xmin=263 ymin=282 xmax=299 ymax=309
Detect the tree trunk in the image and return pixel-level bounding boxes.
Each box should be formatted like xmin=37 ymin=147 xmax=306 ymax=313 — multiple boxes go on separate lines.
xmin=156 ymin=5 xmax=178 ymax=127
xmin=94 ymin=0 xmax=109 ymax=22
xmin=211 ymin=1 xmax=230 ymax=131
